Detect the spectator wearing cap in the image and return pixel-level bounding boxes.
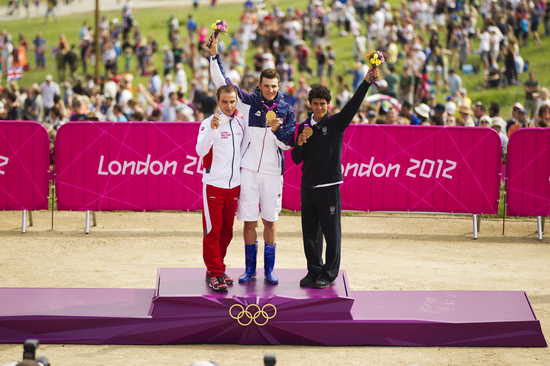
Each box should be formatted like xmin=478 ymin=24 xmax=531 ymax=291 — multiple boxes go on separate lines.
xmin=448 ymin=68 xmax=462 ymax=97
xmin=506 ymin=102 xmax=524 ymax=133
xmin=507 ymin=108 xmax=532 ymax=138
xmin=445 ymin=95 xmax=457 ymax=116
xmin=456 ymin=87 xmax=471 ymax=108
xmin=39 ymin=74 xmax=60 ymax=118
xmin=366 ymin=109 xmax=378 ymax=124
xmin=414 ymin=103 xmax=431 ymax=125
xmin=478 ymin=115 xmax=492 ymax=128
xmin=524 ymin=71 xmax=540 ymax=120
xmin=491 ymin=116 xmax=509 ymax=151
xmin=458 ymin=105 xmax=475 ymax=126
xmin=473 ymin=101 xmax=486 ymax=126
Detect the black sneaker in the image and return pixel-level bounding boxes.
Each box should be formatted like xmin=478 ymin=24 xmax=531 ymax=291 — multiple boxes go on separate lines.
xmin=300 ymin=273 xmax=320 ymax=287
xmin=314 ymin=278 xmax=335 ymax=289
xmin=209 ymin=276 xmax=228 ymax=292
xmin=206 ymin=271 xmax=233 ymax=285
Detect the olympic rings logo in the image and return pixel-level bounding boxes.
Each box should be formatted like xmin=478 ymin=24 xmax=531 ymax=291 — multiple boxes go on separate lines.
xmin=229 ymin=303 xmax=277 ymax=326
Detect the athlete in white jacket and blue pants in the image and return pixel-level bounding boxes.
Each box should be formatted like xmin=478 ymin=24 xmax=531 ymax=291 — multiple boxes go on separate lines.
xmin=208 ymin=34 xmax=296 ymax=285
xmin=196 ymin=85 xmax=245 ymax=292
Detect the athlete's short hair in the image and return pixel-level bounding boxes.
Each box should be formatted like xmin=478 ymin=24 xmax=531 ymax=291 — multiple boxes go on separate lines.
xmin=216 ymin=85 xmax=237 ymax=100
xmin=308 ymin=84 xmax=332 ymax=104
xmin=259 ymin=68 xmax=280 ymax=84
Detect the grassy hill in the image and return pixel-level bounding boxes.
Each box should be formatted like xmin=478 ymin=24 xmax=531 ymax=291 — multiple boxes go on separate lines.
xmin=2 ymin=0 xmax=548 ymax=120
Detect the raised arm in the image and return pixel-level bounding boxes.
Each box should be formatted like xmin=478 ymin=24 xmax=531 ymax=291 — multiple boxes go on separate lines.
xmin=208 ymin=34 xmax=255 ymax=105
xmin=337 ymin=65 xmax=379 ymax=130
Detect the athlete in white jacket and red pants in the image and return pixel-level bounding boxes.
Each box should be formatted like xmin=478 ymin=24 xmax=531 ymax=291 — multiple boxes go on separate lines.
xmin=196 ymin=85 xmax=245 ymax=292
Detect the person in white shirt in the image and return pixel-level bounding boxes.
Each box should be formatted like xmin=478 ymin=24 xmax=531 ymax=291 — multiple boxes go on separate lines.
xmin=39 ymin=74 xmax=60 ymax=118
xmin=117 ymin=80 xmax=134 ymax=115
xmin=478 ymin=26 xmax=491 ymax=71
xmin=196 ymin=85 xmax=244 ymax=292
xmin=175 ymin=63 xmax=188 ymax=95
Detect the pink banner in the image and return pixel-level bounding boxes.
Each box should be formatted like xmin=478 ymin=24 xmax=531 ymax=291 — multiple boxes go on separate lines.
xmin=283 ymin=125 xmax=502 ymax=215
xmin=506 ymin=128 xmax=550 ymax=217
xmin=55 ymin=122 xmax=501 ymax=215
xmin=0 ymin=121 xmax=50 ymax=211
xmin=55 ymin=122 xmax=204 ymax=211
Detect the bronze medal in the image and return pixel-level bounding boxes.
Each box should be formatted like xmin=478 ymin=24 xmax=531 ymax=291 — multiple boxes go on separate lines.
xmin=303 ymin=126 xmax=313 ymax=137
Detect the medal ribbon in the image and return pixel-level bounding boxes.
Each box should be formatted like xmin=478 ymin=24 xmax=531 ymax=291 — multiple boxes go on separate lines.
xmin=262 ymin=101 xmax=279 ymax=113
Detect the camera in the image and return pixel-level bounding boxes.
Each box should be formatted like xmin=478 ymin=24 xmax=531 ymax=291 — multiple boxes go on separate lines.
xmin=2 ymin=339 xmax=50 ymax=366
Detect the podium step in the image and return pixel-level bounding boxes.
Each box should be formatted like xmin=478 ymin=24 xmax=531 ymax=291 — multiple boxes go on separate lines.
xmin=0 ymin=268 xmax=545 ymax=347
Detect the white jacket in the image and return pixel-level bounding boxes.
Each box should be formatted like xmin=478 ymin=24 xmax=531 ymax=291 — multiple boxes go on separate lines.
xmin=196 ymin=114 xmax=245 ymax=189
xmin=210 ymin=55 xmax=296 ymax=176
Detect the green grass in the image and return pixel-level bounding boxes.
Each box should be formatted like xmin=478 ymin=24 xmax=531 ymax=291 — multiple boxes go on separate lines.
xmin=3 ymin=1 xmax=549 ymax=120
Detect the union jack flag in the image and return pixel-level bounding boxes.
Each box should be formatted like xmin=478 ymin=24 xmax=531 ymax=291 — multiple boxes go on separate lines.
xmin=7 ymin=66 xmax=23 ymax=82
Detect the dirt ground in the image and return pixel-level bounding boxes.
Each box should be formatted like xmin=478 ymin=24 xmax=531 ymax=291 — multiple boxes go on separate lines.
xmin=0 ymin=210 xmax=549 ymax=365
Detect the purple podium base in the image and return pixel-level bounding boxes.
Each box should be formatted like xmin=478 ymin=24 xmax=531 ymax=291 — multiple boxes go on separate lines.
xmin=0 ymin=268 xmax=546 ymax=347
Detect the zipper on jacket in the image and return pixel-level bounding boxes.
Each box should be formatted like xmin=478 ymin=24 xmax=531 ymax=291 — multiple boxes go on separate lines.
xmin=242 ymin=142 xmax=251 ymax=158
xmin=229 ymin=120 xmax=235 ymax=188
xmin=257 ymin=126 xmax=268 ymax=172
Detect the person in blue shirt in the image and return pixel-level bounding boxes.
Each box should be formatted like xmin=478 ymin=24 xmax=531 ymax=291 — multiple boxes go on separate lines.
xmin=114 ymin=104 xmax=128 ymax=121
xmin=187 ymin=15 xmax=197 ymax=41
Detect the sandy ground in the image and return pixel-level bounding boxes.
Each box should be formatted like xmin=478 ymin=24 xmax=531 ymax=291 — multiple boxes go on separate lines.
xmin=0 ymin=210 xmax=549 ymax=365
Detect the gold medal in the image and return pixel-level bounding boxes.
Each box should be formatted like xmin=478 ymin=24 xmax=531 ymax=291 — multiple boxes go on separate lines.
xmin=266 ymin=111 xmax=276 ymax=121
xmin=303 ymin=126 xmax=313 ymax=137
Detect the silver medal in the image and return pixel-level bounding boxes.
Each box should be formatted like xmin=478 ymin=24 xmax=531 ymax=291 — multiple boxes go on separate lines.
xmin=218 ymin=113 xmax=229 ymax=125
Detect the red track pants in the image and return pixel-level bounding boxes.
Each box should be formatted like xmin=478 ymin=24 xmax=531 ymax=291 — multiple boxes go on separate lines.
xmin=202 ymin=184 xmax=240 ymax=277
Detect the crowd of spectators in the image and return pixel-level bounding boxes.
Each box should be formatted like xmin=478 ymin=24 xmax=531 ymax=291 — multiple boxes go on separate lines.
xmin=0 ymin=0 xmax=549 ymax=159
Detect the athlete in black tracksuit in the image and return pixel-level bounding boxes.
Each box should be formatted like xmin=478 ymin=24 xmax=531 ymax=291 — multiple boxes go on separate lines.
xmin=291 ymin=69 xmax=377 ymax=288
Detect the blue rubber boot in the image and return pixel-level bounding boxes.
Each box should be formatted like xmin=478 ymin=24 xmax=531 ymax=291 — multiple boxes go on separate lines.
xmin=264 ymin=243 xmax=279 ymax=285
xmin=238 ymin=242 xmax=257 ymax=283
